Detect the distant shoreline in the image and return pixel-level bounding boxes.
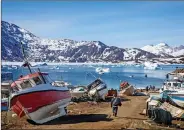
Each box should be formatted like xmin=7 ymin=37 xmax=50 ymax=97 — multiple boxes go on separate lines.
xmin=1 ymin=61 xmax=184 ymax=66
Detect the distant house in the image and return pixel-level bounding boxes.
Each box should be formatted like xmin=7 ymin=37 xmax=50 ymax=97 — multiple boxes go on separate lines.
xmin=169 ymin=68 xmax=184 ymax=79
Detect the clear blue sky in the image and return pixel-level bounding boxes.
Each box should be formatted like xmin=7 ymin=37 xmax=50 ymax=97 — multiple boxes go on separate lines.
xmin=2 ymin=1 xmax=184 ymax=48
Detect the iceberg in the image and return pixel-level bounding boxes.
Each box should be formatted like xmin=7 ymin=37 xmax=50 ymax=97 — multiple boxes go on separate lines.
xmin=144 ymin=62 xmax=159 ymax=70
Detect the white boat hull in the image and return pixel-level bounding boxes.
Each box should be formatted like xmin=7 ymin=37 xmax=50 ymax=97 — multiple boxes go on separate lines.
xmin=27 ymin=98 xmax=71 ymax=124
xmin=119 ymin=85 xmax=135 ymax=96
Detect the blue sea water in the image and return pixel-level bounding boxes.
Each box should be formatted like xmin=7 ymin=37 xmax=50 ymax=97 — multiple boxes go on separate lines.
xmin=2 ymin=64 xmax=184 ymax=89
xmin=171 ymin=96 xmax=184 ymax=101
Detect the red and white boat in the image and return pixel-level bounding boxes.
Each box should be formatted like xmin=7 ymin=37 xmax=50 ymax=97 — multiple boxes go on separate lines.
xmin=10 ymin=71 xmax=71 ymax=124
xmin=9 ymin=42 xmax=71 ymax=124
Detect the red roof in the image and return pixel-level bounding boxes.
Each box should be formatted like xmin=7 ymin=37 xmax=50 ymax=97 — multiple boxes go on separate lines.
xmin=11 ymin=72 xmax=48 ymax=87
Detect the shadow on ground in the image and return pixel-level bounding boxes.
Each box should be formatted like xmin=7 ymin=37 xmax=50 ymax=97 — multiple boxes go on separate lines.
xmin=27 ymin=114 xmax=113 ymax=125
xmin=118 ymin=116 xmax=146 ymax=121
xmin=104 ymin=97 xmax=131 ymax=102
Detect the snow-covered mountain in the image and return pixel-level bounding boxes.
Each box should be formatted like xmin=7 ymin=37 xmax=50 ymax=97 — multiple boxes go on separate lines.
xmin=141 ymin=43 xmax=184 ymax=57
xmin=1 ymin=21 xmax=183 ymax=63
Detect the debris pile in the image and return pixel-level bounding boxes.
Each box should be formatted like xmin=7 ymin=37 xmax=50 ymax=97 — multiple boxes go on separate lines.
xmin=145 ymin=92 xmax=184 ymax=126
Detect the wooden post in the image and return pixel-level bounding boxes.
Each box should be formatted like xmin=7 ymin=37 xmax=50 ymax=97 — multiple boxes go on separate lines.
xmin=146 ymin=101 xmax=149 ymax=116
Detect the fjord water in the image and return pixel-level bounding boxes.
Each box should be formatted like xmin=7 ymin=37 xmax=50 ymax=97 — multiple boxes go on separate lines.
xmin=2 ymin=64 xmax=184 ymax=89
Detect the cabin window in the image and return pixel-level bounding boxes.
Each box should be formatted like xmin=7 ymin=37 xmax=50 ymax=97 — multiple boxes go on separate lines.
xmin=20 ymin=80 xmax=32 ymax=89
xmin=173 ymin=83 xmax=180 ymax=87
xmin=33 ymin=77 xmax=42 ymax=85
xmin=167 ymin=83 xmax=171 ymax=86
xmin=182 ymin=83 xmax=184 ymax=88
xmin=173 ymin=83 xmax=177 ymax=87
xmin=178 ymin=83 xmax=181 ymax=88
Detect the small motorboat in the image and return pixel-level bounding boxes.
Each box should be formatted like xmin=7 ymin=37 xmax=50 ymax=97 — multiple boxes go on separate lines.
xmin=51 ymin=80 xmax=71 ymax=87
xmin=70 ymin=86 xmax=88 ymax=100
xmin=87 ymin=78 xmax=108 ymax=101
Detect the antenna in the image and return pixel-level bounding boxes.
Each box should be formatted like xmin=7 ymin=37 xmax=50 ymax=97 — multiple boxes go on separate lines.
xmin=20 ymin=42 xmax=32 ymax=74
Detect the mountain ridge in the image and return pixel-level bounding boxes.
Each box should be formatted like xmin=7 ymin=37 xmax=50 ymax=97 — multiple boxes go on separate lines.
xmin=1 ymin=21 xmax=183 ymax=63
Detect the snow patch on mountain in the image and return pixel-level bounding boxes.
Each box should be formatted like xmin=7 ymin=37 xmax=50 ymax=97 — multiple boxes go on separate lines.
xmin=1 ymin=21 xmax=183 ymax=63
xmin=172 ymin=49 xmax=184 ymax=57
xmin=141 ymin=43 xmax=183 ymax=57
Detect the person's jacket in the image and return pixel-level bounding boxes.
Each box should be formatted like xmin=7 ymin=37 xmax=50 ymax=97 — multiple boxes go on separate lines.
xmin=111 ymin=97 xmax=121 ymax=107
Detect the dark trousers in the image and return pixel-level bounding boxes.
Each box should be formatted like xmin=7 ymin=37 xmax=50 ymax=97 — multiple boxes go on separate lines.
xmin=112 ymin=106 xmax=118 ymax=116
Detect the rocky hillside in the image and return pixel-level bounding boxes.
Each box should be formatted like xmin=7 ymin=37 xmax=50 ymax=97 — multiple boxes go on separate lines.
xmin=1 ymin=21 xmax=182 ymax=63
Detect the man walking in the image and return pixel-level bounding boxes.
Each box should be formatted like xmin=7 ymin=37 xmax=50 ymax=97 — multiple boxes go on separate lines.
xmin=111 ymin=94 xmax=122 ymax=117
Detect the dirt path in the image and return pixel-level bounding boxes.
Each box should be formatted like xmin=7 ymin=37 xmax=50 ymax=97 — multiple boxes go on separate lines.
xmin=2 ymin=96 xmax=182 ymax=129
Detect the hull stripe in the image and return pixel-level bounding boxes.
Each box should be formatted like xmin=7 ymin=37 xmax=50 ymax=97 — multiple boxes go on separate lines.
xmin=11 ymin=90 xmax=71 ymax=117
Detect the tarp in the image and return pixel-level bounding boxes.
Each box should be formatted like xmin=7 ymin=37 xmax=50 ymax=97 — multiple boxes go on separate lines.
xmin=159 ymin=102 xmax=184 ymax=118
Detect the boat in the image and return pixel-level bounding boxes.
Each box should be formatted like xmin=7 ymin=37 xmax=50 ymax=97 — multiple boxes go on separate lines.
xmin=10 ymin=71 xmax=71 ymax=124
xmin=105 ymin=89 xmax=117 ymax=99
xmin=1 ymin=82 xmax=10 ymax=111
xmin=51 ymin=80 xmax=71 ymax=87
xmin=159 ymin=77 xmax=184 ymax=97
xmin=70 ymin=86 xmax=88 ymax=99
xmin=87 ymin=78 xmax=108 ymax=101
xmin=159 ymin=69 xmax=184 ymax=107
xmin=9 ymin=42 xmax=71 ymax=124
xmin=1 ymin=98 xmax=9 ymax=111
xmin=119 ymin=81 xmax=135 ymax=96
xmin=1 ymin=73 xmax=13 ymax=111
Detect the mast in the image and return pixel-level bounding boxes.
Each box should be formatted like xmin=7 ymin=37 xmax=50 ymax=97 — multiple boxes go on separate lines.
xmin=20 ymin=42 xmax=32 ymax=74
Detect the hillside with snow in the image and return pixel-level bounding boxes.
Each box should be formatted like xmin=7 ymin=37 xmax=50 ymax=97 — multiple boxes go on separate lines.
xmin=1 ymin=21 xmax=184 ymax=63
xmin=141 ymin=43 xmax=184 ymax=57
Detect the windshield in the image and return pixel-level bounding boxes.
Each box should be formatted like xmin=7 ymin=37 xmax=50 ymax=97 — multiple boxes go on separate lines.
xmin=173 ymin=82 xmax=181 ymax=87
xmin=33 ymin=77 xmax=42 ymax=85
xmin=20 ymin=80 xmax=32 ymax=89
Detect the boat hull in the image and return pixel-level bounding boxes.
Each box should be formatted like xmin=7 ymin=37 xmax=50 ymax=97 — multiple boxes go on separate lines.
xmin=28 ymin=98 xmax=70 ymax=124
xmin=119 ymin=85 xmax=135 ymax=96
xmin=10 ymin=90 xmax=71 ymax=123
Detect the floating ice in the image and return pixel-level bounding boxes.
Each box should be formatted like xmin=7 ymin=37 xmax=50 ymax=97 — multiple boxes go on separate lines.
xmin=95 ymin=67 xmax=110 ymax=74
xmin=144 ymin=62 xmax=159 ymax=70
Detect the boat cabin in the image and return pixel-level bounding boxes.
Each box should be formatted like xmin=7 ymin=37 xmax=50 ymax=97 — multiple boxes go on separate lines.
xmin=163 ymin=80 xmax=184 ymax=90
xmin=10 ymin=72 xmax=50 ymax=92
xmin=87 ymin=79 xmax=105 ymax=90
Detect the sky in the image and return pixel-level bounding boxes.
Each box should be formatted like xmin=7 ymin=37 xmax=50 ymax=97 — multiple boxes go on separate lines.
xmin=2 ymin=1 xmax=184 ymax=48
